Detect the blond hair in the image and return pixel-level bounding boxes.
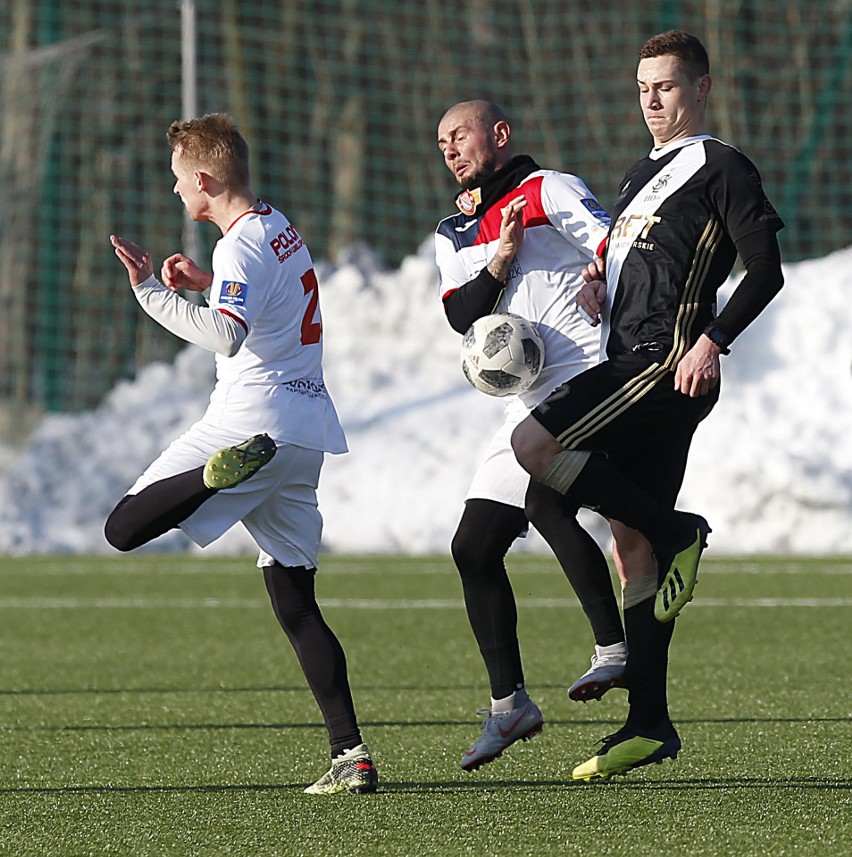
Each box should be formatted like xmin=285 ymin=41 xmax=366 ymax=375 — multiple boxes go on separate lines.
xmin=166 ymin=113 xmax=250 ymax=190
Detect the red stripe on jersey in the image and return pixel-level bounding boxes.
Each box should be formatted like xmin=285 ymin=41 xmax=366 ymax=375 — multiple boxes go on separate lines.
xmin=226 ymin=202 xmax=273 ymax=234
xmin=596 ymin=235 xmax=608 ymax=260
xmin=441 ymin=287 xmax=459 ymax=301
xmin=472 ymin=175 xmax=548 ymax=246
xmin=217 ymin=306 xmax=248 ymax=333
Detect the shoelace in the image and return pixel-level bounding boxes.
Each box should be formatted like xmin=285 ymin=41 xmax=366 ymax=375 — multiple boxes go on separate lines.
xmin=597 ymin=727 xmax=633 ymax=749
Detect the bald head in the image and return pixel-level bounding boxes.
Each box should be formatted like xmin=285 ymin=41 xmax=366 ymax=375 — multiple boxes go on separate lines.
xmin=439 ymin=100 xmax=509 ymax=131
xmin=437 ymin=100 xmax=513 ymax=188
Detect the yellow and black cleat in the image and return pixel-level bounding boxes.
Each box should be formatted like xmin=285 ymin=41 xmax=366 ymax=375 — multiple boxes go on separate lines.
xmin=654 ymin=513 xmax=711 ymax=623
xmin=203 ymin=433 xmax=277 ymax=490
xmin=573 ymin=723 xmax=681 ymax=782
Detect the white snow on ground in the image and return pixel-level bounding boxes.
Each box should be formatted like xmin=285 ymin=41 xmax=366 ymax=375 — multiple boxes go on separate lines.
xmin=1 ymin=241 xmax=850 ymax=556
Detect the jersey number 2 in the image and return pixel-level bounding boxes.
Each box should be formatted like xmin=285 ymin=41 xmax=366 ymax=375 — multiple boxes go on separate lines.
xmin=300 ymin=268 xmax=322 ymax=345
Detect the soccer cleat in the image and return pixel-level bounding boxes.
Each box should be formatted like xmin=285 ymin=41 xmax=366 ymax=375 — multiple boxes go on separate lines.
xmin=567 ymin=642 xmax=628 ymax=702
xmin=202 ymin=433 xmax=277 ymax=490
xmin=304 ymin=744 xmax=379 ymax=795
xmin=653 ymin=512 xmax=711 ymax=623
xmin=572 ymin=720 xmax=681 ymax=781
xmin=461 ymin=699 xmax=544 ymax=771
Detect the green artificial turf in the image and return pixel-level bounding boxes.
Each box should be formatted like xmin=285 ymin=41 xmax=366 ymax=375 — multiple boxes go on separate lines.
xmin=0 ymin=554 xmax=849 ymax=856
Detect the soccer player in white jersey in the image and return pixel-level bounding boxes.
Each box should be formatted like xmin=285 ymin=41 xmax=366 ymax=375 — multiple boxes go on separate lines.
xmin=105 ymin=113 xmax=377 ymax=796
xmin=435 ymin=100 xmax=650 ymax=771
xmin=513 ymin=32 xmax=784 ymax=780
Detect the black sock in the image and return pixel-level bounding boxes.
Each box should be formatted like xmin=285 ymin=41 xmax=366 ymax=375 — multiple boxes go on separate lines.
xmin=263 ymin=564 xmax=362 ymax=757
xmin=623 ymin=596 xmax=675 ymax=729
xmin=104 ymin=466 xmax=216 ymax=551
xmin=451 ymin=500 xmax=528 ymax=699
xmin=525 ymin=481 xmax=624 ymax=646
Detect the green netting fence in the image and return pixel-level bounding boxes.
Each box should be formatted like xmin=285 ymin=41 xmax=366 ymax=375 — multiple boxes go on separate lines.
xmin=1 ymin=0 xmax=850 ymax=426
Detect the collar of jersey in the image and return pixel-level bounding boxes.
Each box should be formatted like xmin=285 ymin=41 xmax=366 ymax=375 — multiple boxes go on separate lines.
xmin=454 ymin=155 xmax=540 ymax=217
xmin=648 ymin=134 xmax=712 ymax=160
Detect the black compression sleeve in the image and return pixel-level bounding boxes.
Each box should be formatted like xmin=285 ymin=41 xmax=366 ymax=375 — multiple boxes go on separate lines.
xmin=443 ymin=267 xmax=506 ymax=333
xmin=706 ymin=229 xmax=784 ymax=346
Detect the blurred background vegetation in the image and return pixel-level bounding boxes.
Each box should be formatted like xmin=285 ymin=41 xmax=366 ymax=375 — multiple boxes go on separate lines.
xmin=0 ymin=0 xmax=850 ymax=424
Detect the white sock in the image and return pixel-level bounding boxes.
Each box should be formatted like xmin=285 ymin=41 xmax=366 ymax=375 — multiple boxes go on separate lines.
xmin=491 ymin=684 xmax=529 ymax=714
xmin=595 ymin=641 xmax=628 ymax=658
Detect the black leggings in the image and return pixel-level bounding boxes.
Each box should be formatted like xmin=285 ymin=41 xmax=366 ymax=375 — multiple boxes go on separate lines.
xmin=451 ymin=497 xmax=624 ymax=699
xmin=264 ymin=563 xmax=362 ymax=757
xmin=104 ymin=466 xmax=214 ymax=551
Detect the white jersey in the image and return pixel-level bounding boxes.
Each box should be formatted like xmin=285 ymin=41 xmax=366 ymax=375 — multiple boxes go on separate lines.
xmin=134 ymin=203 xmax=346 ymax=453
xmin=435 ymin=169 xmax=610 ymax=408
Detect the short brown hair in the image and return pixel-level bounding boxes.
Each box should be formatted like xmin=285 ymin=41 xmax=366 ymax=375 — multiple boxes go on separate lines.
xmin=166 ymin=113 xmax=250 ymax=190
xmin=639 ymin=30 xmax=709 ymax=80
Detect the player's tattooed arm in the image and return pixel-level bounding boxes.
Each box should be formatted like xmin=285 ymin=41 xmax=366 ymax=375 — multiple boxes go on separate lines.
xmin=487 ymin=196 xmax=527 ymax=283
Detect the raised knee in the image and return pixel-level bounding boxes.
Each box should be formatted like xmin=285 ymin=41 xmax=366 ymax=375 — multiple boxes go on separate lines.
xmin=104 ymin=500 xmax=136 ymax=552
xmin=511 ymin=419 xmax=560 ymax=479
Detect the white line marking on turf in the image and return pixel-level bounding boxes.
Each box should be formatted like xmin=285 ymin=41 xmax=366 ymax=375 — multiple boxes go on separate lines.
xmin=0 ymin=597 xmax=849 ymax=609
xmin=14 ymin=561 xmax=852 ymax=577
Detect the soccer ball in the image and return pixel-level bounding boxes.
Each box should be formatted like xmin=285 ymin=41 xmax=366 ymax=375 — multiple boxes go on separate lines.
xmin=460 ymin=313 xmax=544 ymax=396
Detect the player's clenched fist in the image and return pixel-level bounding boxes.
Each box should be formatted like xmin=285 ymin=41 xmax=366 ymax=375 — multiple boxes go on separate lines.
xmin=576 ymin=260 xmax=607 ymax=327
xmin=161 ymin=253 xmax=213 ymax=293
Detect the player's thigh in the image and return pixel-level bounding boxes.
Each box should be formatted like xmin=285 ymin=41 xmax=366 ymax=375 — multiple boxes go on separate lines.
xmin=609 ymin=385 xmax=716 ymax=505
xmin=612 ymin=424 xmax=696 ymax=507
xmin=242 ymin=447 xmax=325 ymax=569
xmin=127 ymin=422 xmax=237 ymax=494
xmin=531 ymin=357 xmax=653 ymax=450
xmin=534 ymin=355 xmax=714 ymax=464
xmin=465 ymin=413 xmax=531 ymax=510
xmin=179 ymin=441 xmax=316 ymax=550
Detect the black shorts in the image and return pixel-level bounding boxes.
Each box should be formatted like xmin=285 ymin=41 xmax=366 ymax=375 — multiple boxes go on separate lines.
xmin=532 ymin=353 xmax=719 ymax=505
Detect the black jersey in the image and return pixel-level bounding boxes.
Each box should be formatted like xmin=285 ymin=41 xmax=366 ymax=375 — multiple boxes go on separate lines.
xmin=603 ymin=135 xmax=784 ymax=366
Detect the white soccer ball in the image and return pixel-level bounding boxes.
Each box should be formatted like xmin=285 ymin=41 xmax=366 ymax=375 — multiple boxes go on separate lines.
xmin=460 ymin=313 xmax=545 ymax=396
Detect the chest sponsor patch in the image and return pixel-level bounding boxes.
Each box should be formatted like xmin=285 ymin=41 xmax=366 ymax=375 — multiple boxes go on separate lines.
xmin=217 ymin=280 xmax=248 ymax=307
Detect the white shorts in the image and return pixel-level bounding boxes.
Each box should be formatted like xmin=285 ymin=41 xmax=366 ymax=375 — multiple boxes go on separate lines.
xmin=129 ymin=422 xmax=325 ymax=569
xmin=465 ymin=402 xmax=530 ymax=509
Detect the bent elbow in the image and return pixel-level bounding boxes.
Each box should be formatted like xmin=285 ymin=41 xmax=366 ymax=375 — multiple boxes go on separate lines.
xmin=220 ymin=339 xmax=244 ymax=358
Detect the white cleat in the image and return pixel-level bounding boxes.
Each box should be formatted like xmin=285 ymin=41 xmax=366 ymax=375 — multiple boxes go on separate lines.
xmin=461 ymin=699 xmax=544 ymax=771
xmin=567 ymin=642 xmax=628 ymax=702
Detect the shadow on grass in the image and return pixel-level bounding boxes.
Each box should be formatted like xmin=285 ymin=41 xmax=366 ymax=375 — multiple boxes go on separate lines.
xmin=384 ymin=776 xmax=852 ymax=793
xmin=0 ymin=682 xmax=577 ymax=696
xmin=0 ymin=776 xmax=849 ymax=797
xmin=4 ymin=714 xmax=849 ymax=732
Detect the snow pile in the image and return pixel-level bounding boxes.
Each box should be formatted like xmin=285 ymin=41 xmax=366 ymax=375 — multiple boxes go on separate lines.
xmin=1 ymin=241 xmax=850 ymax=556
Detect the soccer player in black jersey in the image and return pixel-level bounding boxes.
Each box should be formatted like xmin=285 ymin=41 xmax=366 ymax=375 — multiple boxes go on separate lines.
xmin=512 ymin=31 xmax=785 ymax=780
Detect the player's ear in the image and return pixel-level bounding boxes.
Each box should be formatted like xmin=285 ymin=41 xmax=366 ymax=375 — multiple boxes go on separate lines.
xmin=697 ymin=74 xmax=711 ymax=103
xmin=493 ymin=120 xmax=511 ymax=150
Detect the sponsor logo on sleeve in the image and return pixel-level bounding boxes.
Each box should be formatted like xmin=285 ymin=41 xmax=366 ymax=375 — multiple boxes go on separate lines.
xmin=218 ymin=280 xmax=248 ymax=307
xmin=580 ymin=197 xmax=611 ymax=224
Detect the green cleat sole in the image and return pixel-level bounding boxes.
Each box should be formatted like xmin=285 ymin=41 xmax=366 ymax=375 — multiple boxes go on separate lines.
xmin=202 ymin=433 xmax=277 ymax=490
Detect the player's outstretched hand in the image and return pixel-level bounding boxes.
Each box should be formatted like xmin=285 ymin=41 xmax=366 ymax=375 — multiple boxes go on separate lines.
xmin=674 ymin=337 xmax=721 ymax=397
xmin=110 ymin=235 xmax=154 ymax=287
xmin=161 ymin=253 xmax=214 ymax=293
